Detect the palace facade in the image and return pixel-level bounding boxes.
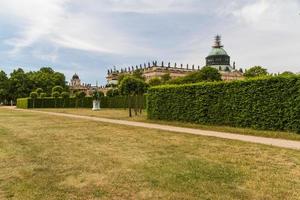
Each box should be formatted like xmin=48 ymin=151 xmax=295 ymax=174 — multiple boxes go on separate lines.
xmin=69 ymin=73 xmax=107 ymax=95
xmin=106 ymin=35 xmax=243 ymax=84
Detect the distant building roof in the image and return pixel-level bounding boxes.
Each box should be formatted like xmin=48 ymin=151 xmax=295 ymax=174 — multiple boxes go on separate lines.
xmin=208 ymin=47 xmax=228 ymax=56
xmin=72 ymin=73 xmax=79 ymax=80
xmin=206 ymin=35 xmax=231 ymax=68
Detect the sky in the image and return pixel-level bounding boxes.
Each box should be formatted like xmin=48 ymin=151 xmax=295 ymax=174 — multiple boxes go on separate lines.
xmin=0 ymin=0 xmax=300 ymax=85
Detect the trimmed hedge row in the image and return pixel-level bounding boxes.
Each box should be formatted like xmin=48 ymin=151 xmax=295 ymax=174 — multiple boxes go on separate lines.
xmin=147 ymin=76 xmax=300 ymax=133
xmin=17 ymin=97 xmax=93 ymax=109
xmin=17 ymin=96 xmax=146 ymax=109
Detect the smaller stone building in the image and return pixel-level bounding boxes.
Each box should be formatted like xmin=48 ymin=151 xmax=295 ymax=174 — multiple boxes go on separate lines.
xmin=69 ymin=73 xmax=107 ymax=95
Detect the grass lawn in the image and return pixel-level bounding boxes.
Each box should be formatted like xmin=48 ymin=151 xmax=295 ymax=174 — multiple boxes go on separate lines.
xmin=38 ymin=108 xmax=300 ymax=141
xmin=0 ymin=108 xmax=299 ymax=199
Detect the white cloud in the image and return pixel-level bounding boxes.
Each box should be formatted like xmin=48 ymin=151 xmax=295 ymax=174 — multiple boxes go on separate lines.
xmin=232 ymin=0 xmax=300 ymax=31
xmin=1 ymin=0 xmax=68 ymax=53
xmin=225 ymin=0 xmax=300 ymax=72
xmin=1 ymin=0 xmax=300 ymax=80
xmin=0 ymin=0 xmax=152 ymax=57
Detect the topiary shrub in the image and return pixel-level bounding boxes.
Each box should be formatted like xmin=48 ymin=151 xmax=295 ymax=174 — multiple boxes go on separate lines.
xmin=61 ymin=92 xmax=70 ymax=108
xmin=29 ymin=92 xmax=38 ymax=108
xmin=119 ymin=76 xmax=148 ymax=117
xmin=52 ymin=91 xmax=60 ymax=108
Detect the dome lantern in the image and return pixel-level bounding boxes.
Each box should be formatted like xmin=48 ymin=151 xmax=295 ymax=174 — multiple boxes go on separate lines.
xmin=205 ymin=35 xmax=233 ymax=71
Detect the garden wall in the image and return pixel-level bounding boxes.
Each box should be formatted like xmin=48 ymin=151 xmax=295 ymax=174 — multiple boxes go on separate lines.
xmin=147 ymin=76 xmax=300 ymax=132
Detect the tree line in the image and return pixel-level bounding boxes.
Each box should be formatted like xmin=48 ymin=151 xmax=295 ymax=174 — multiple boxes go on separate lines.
xmin=1 ymin=65 xmax=296 ymax=109
xmin=0 ymin=67 xmax=66 ymax=104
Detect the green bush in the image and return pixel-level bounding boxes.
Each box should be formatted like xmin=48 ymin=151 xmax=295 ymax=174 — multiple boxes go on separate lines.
xmin=16 ymin=96 xmax=147 ymax=109
xmin=19 ymin=97 xmax=93 ymax=109
xmin=106 ymin=89 xmax=120 ymax=97
xmin=147 ymin=76 xmax=300 ymax=133
xmin=167 ymin=66 xmax=222 ymax=85
xmin=17 ymin=98 xmax=28 ymax=109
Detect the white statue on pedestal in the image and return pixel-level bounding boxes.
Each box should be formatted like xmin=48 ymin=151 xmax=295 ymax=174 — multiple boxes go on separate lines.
xmin=92 ymin=84 xmax=102 ymax=111
xmin=92 ymin=99 xmax=100 ymax=111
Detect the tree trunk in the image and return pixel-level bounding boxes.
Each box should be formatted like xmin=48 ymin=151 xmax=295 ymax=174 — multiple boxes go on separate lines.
xmin=139 ymin=95 xmax=143 ymax=114
xmin=124 ymin=96 xmax=127 ymax=110
xmin=128 ymin=95 xmax=132 ymax=117
xmin=134 ymin=95 xmax=138 ymax=116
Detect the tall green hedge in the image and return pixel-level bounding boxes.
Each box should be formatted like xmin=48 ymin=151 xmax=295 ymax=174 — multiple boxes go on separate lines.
xmin=147 ymin=76 xmax=300 ymax=133
xmin=17 ymin=97 xmax=93 ymax=109
xmin=17 ymin=96 xmax=146 ymax=109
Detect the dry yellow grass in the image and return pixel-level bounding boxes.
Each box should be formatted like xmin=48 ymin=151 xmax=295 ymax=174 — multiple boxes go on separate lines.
xmin=39 ymin=108 xmax=300 ymax=141
xmin=0 ymin=108 xmax=300 ymax=199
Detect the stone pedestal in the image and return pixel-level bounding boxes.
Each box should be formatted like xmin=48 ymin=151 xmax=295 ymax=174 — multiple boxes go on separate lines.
xmin=92 ymin=100 xmax=100 ymax=111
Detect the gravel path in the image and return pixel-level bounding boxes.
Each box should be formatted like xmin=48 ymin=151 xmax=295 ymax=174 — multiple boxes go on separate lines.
xmin=3 ymin=107 xmax=300 ymax=150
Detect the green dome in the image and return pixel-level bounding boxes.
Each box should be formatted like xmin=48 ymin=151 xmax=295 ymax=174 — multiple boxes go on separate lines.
xmin=208 ymin=47 xmax=228 ymax=56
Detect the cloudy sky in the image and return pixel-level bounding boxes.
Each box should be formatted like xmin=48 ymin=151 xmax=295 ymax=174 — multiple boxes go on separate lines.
xmin=0 ymin=0 xmax=299 ymax=84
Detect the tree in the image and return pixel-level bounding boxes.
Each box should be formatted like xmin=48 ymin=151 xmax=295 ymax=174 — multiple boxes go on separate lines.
xmin=148 ymin=78 xmax=162 ymax=86
xmin=1 ymin=67 xmax=66 ymax=103
xmin=52 ymin=85 xmax=64 ymax=94
xmin=280 ymin=71 xmax=294 ymax=76
xmin=167 ymin=77 xmax=187 ymax=85
xmin=28 ymin=67 xmax=66 ymax=95
xmin=198 ymin=66 xmax=222 ymax=81
xmin=30 ymin=92 xmax=38 ymax=108
xmin=119 ymin=77 xmax=148 ymax=117
xmin=244 ymin=66 xmax=268 ymax=78
xmin=8 ymin=68 xmax=31 ymax=102
xmin=0 ymin=89 xmax=6 ymax=105
xmin=132 ymin=69 xmax=145 ymax=81
xmin=0 ymin=70 xmax=8 ymax=104
xmin=51 ymin=86 xmax=64 ymax=107
xmin=52 ymin=91 xmax=60 ymax=108
xmin=76 ymin=91 xmax=86 ymax=108
xmin=40 ymin=93 xmax=47 ymax=108
xmin=167 ymin=66 xmax=221 ymax=85
xmin=106 ymin=89 xmax=120 ymax=97
xmin=161 ymin=73 xmax=171 ymax=83
xmin=40 ymin=93 xmax=47 ymax=98
xmin=36 ymin=88 xmax=43 ymax=97
xmin=117 ymin=74 xmax=129 ymax=85
xmin=61 ymin=92 xmax=70 ymax=108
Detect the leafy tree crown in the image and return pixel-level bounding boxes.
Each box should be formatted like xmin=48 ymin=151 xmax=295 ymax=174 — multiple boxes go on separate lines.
xmin=244 ymin=66 xmax=268 ymax=78
xmin=119 ymin=77 xmax=148 ymax=96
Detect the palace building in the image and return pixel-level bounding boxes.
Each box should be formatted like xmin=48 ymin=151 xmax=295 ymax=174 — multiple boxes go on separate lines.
xmin=206 ymin=35 xmax=232 ymax=71
xmin=69 ymin=73 xmax=90 ymax=95
xmin=69 ymin=73 xmax=105 ymax=95
xmin=106 ymin=35 xmax=244 ymax=85
xmin=69 ymin=73 xmax=110 ymax=95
